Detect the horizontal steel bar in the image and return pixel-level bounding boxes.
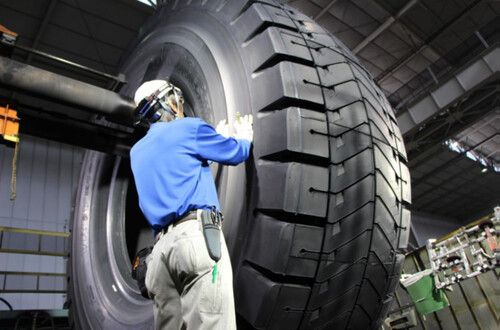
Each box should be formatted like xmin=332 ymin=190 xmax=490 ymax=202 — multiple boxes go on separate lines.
xmin=0 ymin=249 xmax=66 ymax=257
xmin=18 ymin=108 xmax=135 ymax=156
xmin=0 ymin=57 xmax=136 ymax=125
xmin=0 ymin=290 xmax=66 ymax=294
xmin=0 ymin=271 xmax=65 ymax=277
xmin=14 ymin=43 xmax=126 ymax=83
xmin=0 ymin=226 xmax=69 ymax=237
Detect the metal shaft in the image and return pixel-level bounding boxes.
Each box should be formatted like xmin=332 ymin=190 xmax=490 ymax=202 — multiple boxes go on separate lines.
xmin=0 ymin=56 xmax=135 ymax=125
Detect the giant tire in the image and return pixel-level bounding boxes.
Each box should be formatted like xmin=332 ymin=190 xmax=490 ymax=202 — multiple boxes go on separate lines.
xmin=66 ymin=0 xmax=412 ymax=329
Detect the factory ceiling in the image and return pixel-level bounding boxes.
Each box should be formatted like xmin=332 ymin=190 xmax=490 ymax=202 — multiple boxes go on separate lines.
xmin=0 ymin=0 xmax=498 ymax=228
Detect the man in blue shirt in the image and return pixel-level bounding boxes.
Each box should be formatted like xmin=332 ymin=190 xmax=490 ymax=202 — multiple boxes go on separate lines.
xmin=130 ymin=80 xmax=252 ymax=329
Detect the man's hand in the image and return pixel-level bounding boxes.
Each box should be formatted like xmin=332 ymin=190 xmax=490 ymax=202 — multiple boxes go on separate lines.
xmin=234 ymin=114 xmax=253 ymax=143
xmin=216 ymin=119 xmax=230 ymax=138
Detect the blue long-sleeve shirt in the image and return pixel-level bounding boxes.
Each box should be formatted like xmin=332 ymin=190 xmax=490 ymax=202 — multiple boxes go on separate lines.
xmin=130 ymin=117 xmax=251 ymax=234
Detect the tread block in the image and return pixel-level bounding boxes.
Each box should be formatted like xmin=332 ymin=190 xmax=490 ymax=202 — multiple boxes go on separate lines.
xmin=354 ymin=76 xmax=385 ymax=106
xmin=374 ymin=146 xmax=401 ymax=200
xmin=369 ymin=108 xmax=398 ymax=149
xmin=318 ymin=63 xmax=356 ymax=87
xmin=373 ymin=139 xmax=399 ymax=169
xmin=245 ymin=215 xmax=323 ymax=277
xmin=329 ymin=125 xmax=373 ymax=164
xmin=303 ymin=312 xmax=350 ymax=330
xmin=350 ymin=61 xmax=376 ymax=84
xmin=396 ymin=136 xmax=408 ymax=162
xmin=255 ymin=107 xmax=328 ymax=160
xmin=254 ymin=0 xmax=281 ymax=7
xmin=311 ymin=46 xmax=347 ymax=67
xmin=376 ymin=172 xmax=400 ymax=220
xmin=347 ymin=304 xmax=371 ymax=329
xmin=398 ymin=207 xmax=411 ymax=249
xmin=323 ymin=81 xmax=362 ymax=111
xmin=233 ymin=3 xmax=296 ymax=42
xmin=235 ymin=265 xmax=310 ymax=329
xmin=327 ymin=101 xmax=368 ymax=137
xmin=301 ymin=288 xmax=358 ymax=329
xmin=306 ymin=33 xmax=362 ymax=66
xmin=357 ymin=280 xmax=380 ymax=318
xmin=363 ymin=253 xmax=390 ymax=297
xmin=317 ymin=230 xmax=372 ymax=281
xmin=257 ymin=162 xmax=328 ymax=217
xmin=323 ymin=203 xmax=374 ymax=250
xmin=359 ymin=83 xmax=390 ymax=123
xmin=375 ymin=295 xmax=394 ymax=329
xmin=309 ymin=263 xmax=365 ymax=308
xmin=387 ymin=254 xmax=405 ymax=293
xmin=245 ymin=27 xmax=313 ymax=72
xmin=400 ymin=164 xmax=411 ymax=203
xmin=327 ymin=175 xmax=374 ymax=222
xmin=371 ymin=225 xmax=396 ymax=263
xmin=282 ymin=6 xmax=322 ymax=31
xmin=374 ymin=199 xmax=398 ymax=247
xmin=382 ymin=95 xmax=397 ymax=121
xmin=330 ymin=148 xmax=374 ymax=193
xmin=252 ymin=62 xmax=323 ymax=111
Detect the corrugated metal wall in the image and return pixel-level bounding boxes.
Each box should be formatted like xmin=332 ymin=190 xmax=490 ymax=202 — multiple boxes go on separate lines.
xmin=0 ymin=135 xmax=83 ymax=310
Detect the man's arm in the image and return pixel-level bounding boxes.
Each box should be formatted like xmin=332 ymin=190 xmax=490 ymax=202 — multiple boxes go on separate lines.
xmin=196 ymin=120 xmax=252 ymax=165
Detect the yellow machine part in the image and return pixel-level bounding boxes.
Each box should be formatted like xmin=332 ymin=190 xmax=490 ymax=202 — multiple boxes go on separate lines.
xmin=0 ymin=105 xmax=20 ymax=143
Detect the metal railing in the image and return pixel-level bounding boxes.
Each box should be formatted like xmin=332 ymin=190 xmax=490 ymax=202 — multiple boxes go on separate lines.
xmin=0 ymin=226 xmax=68 ymax=294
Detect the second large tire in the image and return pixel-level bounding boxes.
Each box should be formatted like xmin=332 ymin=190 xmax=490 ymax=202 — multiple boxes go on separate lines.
xmin=67 ymin=0 xmax=412 ymax=329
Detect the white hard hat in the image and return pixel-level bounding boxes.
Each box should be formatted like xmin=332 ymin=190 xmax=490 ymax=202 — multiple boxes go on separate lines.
xmin=134 ymin=80 xmax=168 ymax=105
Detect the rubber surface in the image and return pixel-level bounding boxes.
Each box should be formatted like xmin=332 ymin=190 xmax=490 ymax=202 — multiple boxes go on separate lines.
xmin=66 ymin=1 xmax=411 ymax=329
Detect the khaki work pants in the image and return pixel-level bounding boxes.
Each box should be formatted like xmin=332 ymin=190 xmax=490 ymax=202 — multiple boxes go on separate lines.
xmin=145 ymin=210 xmax=236 ymax=330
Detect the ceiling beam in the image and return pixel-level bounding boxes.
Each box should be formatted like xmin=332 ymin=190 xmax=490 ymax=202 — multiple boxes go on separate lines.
xmin=353 ymin=0 xmax=418 ymax=54
xmin=27 ymin=0 xmax=59 ymax=64
xmin=457 ymin=112 xmax=499 ymax=143
xmin=397 ymin=44 xmax=499 ymax=137
xmin=313 ymin=0 xmax=339 ymax=20
xmin=406 ymin=88 xmax=499 ymax=167
xmin=375 ymin=0 xmax=483 ymax=84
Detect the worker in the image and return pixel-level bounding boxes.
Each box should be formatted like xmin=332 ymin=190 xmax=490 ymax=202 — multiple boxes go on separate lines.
xmin=130 ymin=79 xmax=253 ymax=329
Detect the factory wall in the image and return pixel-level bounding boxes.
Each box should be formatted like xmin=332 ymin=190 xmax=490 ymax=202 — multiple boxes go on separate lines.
xmin=411 ymin=211 xmax=463 ymax=247
xmin=0 ymin=135 xmax=83 ymax=310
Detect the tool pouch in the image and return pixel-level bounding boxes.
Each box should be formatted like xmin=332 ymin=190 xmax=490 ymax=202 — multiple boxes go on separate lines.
xmin=131 ymin=246 xmax=153 ymax=299
xmin=201 ymin=208 xmax=222 ymax=262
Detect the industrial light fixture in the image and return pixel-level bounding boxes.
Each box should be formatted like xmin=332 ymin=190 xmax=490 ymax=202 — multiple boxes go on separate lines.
xmin=444 ymin=139 xmax=499 ymax=173
xmin=137 ymin=0 xmax=157 ymax=7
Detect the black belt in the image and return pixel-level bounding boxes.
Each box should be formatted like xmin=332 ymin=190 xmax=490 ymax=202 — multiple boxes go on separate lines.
xmin=155 ymin=210 xmax=198 ymax=242
xmin=174 ymin=210 xmax=198 ymax=226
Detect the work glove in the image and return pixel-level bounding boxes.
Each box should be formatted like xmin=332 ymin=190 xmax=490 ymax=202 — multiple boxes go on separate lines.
xmin=234 ymin=114 xmax=253 ymax=143
xmin=132 ymin=246 xmax=153 ymax=299
xmin=215 ymin=119 xmax=230 ymax=138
